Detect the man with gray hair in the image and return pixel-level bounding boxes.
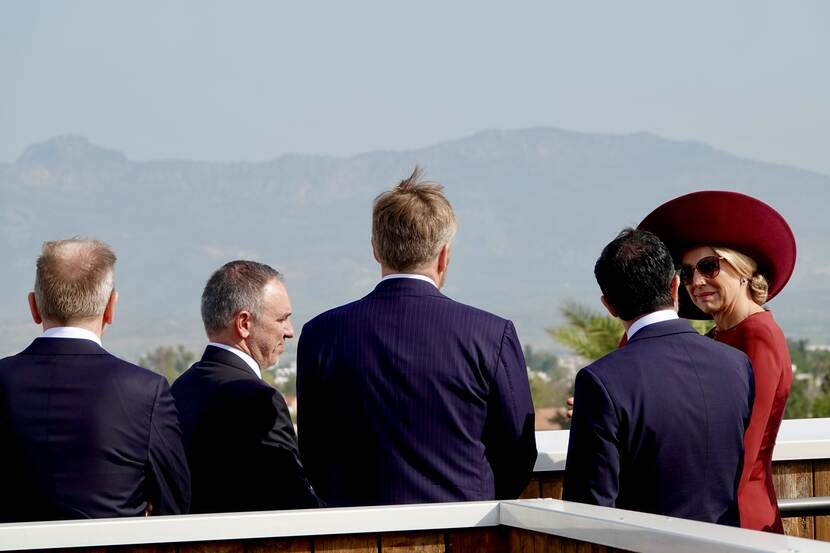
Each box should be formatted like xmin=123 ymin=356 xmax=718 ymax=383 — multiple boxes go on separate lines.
xmin=0 ymin=238 xmax=190 ymax=522
xmin=297 ymin=168 xmax=537 ymax=506
xmin=171 ymin=260 xmax=319 ymax=512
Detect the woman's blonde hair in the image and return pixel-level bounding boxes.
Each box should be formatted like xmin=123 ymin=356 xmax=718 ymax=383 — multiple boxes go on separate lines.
xmin=713 ymin=246 xmax=768 ymax=306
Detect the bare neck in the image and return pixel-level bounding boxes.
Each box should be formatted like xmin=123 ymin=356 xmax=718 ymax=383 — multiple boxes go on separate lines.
xmin=42 ymin=318 xmax=105 ymax=338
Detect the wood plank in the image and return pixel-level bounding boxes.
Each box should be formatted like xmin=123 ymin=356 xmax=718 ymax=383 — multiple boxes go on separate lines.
xmin=772 ymin=460 xmax=814 ymax=539
xmin=447 ymin=527 xmax=506 ymax=553
xmin=540 ymin=474 xmax=564 ymax=499
xmin=314 ymin=534 xmax=377 ymax=553
xmin=381 ymin=531 xmax=445 ymax=553
xmin=108 ymin=545 xmax=176 ymax=553
xmin=507 ymin=528 xmax=620 ymax=552
xmin=519 ymin=477 xmax=541 ymax=499
xmin=813 ymin=459 xmax=830 ymax=542
xmin=246 ymin=536 xmax=312 ymax=553
xmin=179 ymin=540 xmax=244 ymax=553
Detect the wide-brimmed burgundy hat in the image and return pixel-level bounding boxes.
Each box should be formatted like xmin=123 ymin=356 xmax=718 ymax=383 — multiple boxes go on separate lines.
xmin=638 ymin=191 xmax=796 ymax=319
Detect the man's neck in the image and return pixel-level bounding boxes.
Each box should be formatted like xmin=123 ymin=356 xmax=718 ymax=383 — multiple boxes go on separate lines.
xmin=42 ymin=319 xmax=104 ymax=339
xmin=380 ymin=266 xmax=442 ymax=288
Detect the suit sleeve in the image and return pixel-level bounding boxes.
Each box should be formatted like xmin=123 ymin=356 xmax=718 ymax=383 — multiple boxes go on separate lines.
xmin=147 ymin=377 xmax=191 ymax=515
xmin=255 ymin=388 xmax=322 ymax=509
xmin=296 ymin=324 xmax=324 ymax=497
xmin=739 ymin=328 xmax=784 ymax=492
xmin=562 ymin=368 xmax=620 ymax=506
xmin=485 ymin=320 xmax=537 ymax=499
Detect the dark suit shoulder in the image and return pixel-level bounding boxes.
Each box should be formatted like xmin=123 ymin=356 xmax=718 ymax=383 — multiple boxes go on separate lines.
xmin=584 ymin=328 xmax=749 ymax=383
xmin=303 ymin=288 xmax=510 ymax=334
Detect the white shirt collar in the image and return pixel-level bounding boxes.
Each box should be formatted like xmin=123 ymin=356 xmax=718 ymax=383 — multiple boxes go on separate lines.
xmin=381 ymin=273 xmax=438 ymax=289
xmin=208 ymin=342 xmax=262 ymax=379
xmin=627 ymin=309 xmax=679 ymax=339
xmin=41 ymin=326 xmax=103 ymax=346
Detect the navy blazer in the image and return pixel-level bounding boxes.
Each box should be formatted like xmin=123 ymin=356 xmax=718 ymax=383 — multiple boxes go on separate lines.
xmin=0 ymin=338 xmax=191 ymax=522
xmin=171 ymin=346 xmax=320 ymax=513
xmin=297 ymin=278 xmax=537 ymax=507
xmin=563 ymin=318 xmax=754 ymax=525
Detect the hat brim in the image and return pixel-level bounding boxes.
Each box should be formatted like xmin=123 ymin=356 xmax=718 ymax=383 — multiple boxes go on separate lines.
xmin=638 ymin=191 xmax=796 ymax=320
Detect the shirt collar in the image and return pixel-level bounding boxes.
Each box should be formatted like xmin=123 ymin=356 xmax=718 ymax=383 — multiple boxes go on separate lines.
xmin=381 ymin=273 xmax=438 ymax=289
xmin=41 ymin=326 xmax=103 ymax=346
xmin=207 ymin=342 xmax=262 ymax=379
xmin=627 ymin=309 xmax=679 ymax=339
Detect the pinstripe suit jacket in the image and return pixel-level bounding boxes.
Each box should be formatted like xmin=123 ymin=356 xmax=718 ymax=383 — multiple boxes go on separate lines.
xmin=297 ymin=278 xmax=537 ymax=506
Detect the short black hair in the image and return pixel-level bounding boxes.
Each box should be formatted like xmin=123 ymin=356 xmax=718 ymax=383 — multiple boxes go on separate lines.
xmin=594 ymin=228 xmax=675 ymax=321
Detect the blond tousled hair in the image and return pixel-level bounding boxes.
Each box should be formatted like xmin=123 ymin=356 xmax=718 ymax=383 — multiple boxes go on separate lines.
xmin=713 ymin=246 xmax=769 ymax=306
xmin=34 ymin=238 xmax=116 ymax=323
xmin=372 ymin=167 xmax=457 ymax=272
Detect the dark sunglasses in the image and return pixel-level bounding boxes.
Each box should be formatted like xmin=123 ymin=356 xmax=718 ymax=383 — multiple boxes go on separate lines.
xmin=678 ymin=255 xmax=722 ymax=285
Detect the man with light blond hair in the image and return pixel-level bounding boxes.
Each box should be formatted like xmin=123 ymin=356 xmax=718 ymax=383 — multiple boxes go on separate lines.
xmin=297 ymin=167 xmax=537 ymax=507
xmin=0 ymin=238 xmax=190 ymax=522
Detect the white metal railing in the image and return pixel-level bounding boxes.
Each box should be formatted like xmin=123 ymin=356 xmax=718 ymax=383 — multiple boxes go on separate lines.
xmin=2 ymin=499 xmax=829 ymax=553
xmin=534 ymin=417 xmax=830 ymax=471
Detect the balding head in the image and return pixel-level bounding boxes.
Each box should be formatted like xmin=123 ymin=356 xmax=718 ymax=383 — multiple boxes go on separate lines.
xmin=33 ymin=238 xmax=117 ymax=325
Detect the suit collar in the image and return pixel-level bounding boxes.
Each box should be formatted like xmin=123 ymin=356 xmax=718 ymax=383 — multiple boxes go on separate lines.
xmin=371 ymin=277 xmax=445 ymax=298
xmin=22 ymin=337 xmax=110 ymax=356
xmin=626 ymin=318 xmax=699 ymax=343
xmin=200 ymin=345 xmax=260 ymax=379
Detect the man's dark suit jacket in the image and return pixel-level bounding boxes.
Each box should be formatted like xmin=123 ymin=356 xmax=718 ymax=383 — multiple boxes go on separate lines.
xmin=563 ymin=318 xmax=754 ymax=526
xmin=0 ymin=338 xmax=191 ymax=522
xmin=171 ymin=345 xmax=319 ymax=513
xmin=296 ymin=277 xmax=537 ymax=507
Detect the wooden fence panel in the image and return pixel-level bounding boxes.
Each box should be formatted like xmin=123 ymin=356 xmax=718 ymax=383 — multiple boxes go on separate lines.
xmin=508 ymin=528 xmax=627 ymax=552
xmin=772 ymin=461 xmax=815 ymax=539
xmin=380 ymin=531 xmax=446 ymax=553
xmin=314 ymin=534 xmax=378 ymax=553
xmin=447 ymin=527 xmax=507 ymax=553
xmin=813 ymin=459 xmax=830 ymax=542
xmin=246 ymin=537 xmax=312 ymax=553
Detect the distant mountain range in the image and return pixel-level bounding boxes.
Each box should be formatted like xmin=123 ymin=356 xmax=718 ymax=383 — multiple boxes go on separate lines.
xmin=2 ymin=128 xmax=829 ymax=362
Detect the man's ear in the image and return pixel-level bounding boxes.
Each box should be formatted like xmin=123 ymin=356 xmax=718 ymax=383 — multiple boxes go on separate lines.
xmin=103 ymin=290 xmax=118 ymax=326
xmin=371 ymin=239 xmax=381 ymax=264
xmin=670 ymin=274 xmax=681 ymax=311
xmin=235 ymin=310 xmax=253 ymax=339
xmin=600 ymin=296 xmax=619 ymax=319
xmin=437 ymin=243 xmax=451 ymax=274
xmin=28 ymin=292 xmax=42 ymax=325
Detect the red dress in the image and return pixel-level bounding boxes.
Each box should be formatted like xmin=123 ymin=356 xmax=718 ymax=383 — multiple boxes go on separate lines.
xmin=711 ymin=311 xmax=792 ymax=533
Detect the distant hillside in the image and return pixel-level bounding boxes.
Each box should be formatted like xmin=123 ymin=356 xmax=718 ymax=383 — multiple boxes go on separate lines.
xmin=2 ymin=129 xmax=828 ymax=361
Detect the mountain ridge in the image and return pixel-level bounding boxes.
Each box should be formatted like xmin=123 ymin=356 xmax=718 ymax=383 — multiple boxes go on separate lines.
xmin=2 ymin=127 xmax=828 ymax=361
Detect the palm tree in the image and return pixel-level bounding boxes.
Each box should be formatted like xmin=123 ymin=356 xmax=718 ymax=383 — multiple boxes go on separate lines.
xmin=548 ymin=301 xmax=624 ymax=361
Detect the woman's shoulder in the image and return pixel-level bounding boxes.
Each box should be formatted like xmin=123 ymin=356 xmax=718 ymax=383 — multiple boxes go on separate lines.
xmin=735 ymin=311 xmax=785 ymax=343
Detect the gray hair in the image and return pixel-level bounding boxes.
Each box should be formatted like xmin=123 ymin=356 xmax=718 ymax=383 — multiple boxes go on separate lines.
xmin=201 ymin=260 xmax=282 ymax=334
xmin=34 ymin=238 xmax=116 ymax=324
xmin=372 ymin=166 xmax=457 ymax=272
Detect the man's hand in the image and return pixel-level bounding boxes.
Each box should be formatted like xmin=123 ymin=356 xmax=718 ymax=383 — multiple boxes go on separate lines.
xmin=566 ymin=396 xmax=574 ymax=418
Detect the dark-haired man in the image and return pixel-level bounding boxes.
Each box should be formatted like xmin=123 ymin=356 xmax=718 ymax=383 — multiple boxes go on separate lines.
xmin=563 ymin=228 xmax=754 ymax=525
xmin=297 ymin=168 xmax=536 ymax=507
xmin=0 ymin=239 xmax=190 ymax=521
xmin=171 ymin=261 xmax=319 ymax=512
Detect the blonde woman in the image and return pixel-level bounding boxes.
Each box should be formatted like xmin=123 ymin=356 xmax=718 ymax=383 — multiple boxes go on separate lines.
xmin=640 ymin=191 xmax=796 ymax=533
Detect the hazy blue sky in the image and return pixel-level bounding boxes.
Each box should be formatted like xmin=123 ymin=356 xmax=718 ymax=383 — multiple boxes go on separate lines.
xmin=2 ymin=1 xmax=829 ymax=174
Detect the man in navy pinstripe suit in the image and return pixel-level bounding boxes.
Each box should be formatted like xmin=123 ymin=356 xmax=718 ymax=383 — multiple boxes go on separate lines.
xmin=297 ymin=167 xmax=537 ymax=507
